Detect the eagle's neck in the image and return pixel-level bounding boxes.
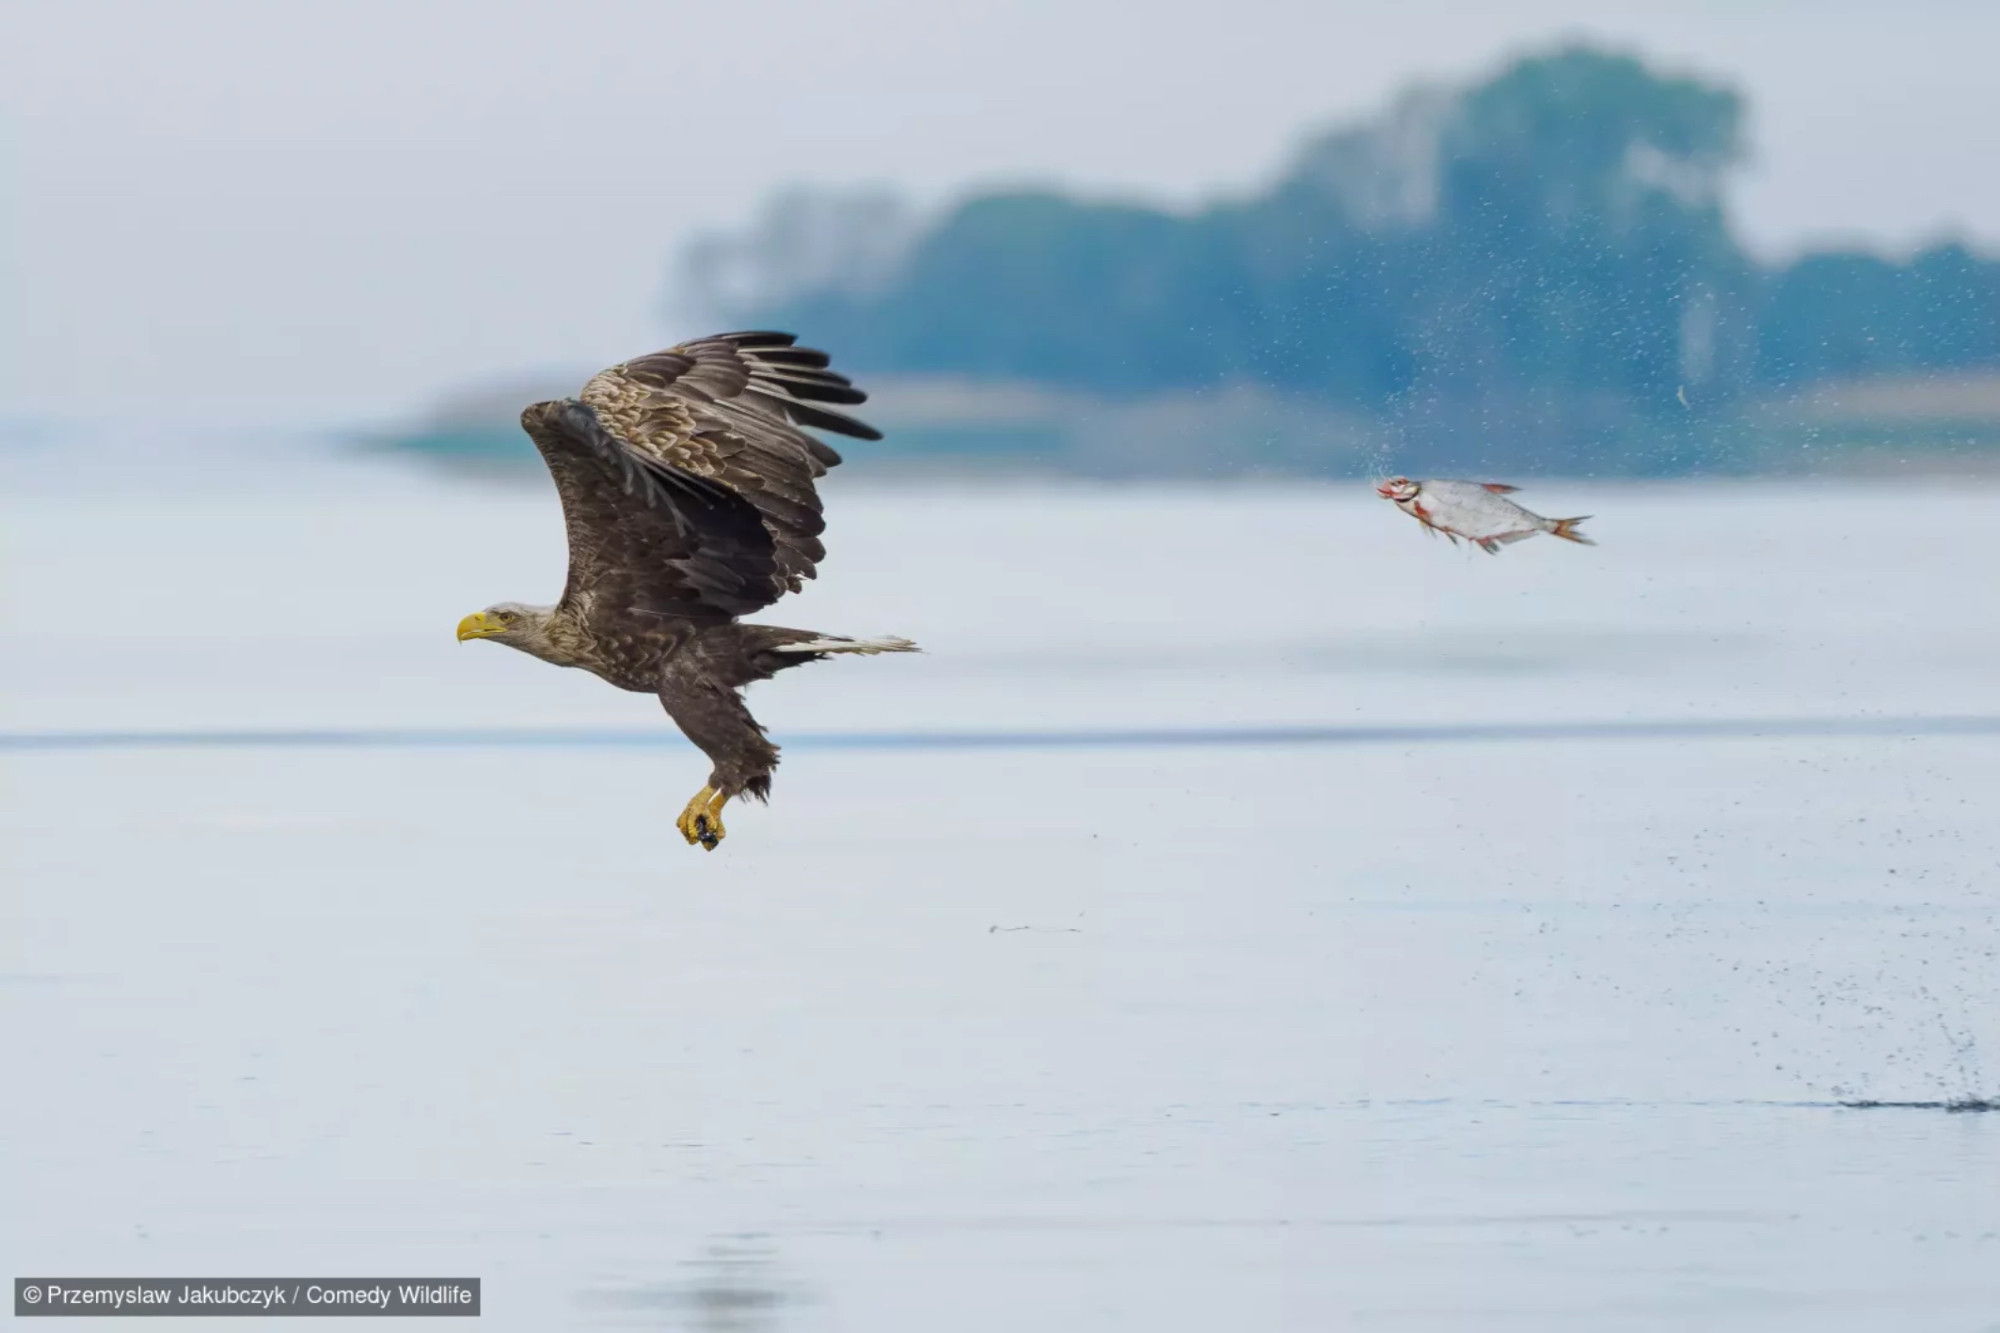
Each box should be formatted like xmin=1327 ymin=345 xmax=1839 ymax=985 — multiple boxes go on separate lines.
xmin=505 ymin=605 xmax=592 ymax=670
xmin=499 ymin=601 xmax=683 ymax=692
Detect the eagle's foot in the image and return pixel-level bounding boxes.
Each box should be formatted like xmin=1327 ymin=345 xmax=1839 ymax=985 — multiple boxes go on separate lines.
xmin=676 ymin=786 xmax=718 ymax=849
xmin=675 ymin=787 xmax=730 ymax=851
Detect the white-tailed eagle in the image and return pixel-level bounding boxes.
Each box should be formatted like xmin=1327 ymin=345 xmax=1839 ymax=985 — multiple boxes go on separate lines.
xmin=456 ymin=331 xmax=917 ymax=851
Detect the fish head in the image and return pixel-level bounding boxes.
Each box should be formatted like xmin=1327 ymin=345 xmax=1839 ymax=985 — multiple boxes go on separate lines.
xmin=1375 ymin=476 xmax=1420 ymax=502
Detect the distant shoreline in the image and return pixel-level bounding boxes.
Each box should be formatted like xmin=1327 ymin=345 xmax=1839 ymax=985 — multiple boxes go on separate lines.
xmin=361 ymin=368 xmax=2000 ymax=482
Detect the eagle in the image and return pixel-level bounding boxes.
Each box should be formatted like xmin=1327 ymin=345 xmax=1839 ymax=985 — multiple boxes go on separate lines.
xmin=455 ymin=331 xmax=918 ymax=851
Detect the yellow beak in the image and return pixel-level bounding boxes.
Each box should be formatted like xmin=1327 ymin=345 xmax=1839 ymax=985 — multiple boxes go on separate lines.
xmin=457 ymin=612 xmax=502 ymax=642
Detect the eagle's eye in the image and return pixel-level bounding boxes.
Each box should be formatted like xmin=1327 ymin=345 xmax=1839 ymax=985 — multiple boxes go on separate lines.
xmin=496 ymin=610 xmax=517 ymax=625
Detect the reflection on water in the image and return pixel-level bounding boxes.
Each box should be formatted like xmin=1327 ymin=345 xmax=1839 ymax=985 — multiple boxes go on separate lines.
xmin=585 ymin=1236 xmax=806 ymax=1331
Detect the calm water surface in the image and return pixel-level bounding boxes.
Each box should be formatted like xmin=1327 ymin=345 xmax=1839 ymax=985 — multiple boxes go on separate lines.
xmin=4 ymin=446 xmax=1998 ymax=1329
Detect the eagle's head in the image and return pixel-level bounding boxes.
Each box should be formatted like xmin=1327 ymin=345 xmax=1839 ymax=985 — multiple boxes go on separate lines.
xmin=456 ymin=602 xmax=556 ymax=654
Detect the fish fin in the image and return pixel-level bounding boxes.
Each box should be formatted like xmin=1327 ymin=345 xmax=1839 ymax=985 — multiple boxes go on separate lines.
xmin=1477 ymin=538 xmax=1502 ymax=555
xmin=1548 ymin=516 xmax=1595 ymax=546
xmin=1492 ymin=530 xmax=1538 ymax=546
xmin=1482 ymin=483 xmax=1520 ymax=494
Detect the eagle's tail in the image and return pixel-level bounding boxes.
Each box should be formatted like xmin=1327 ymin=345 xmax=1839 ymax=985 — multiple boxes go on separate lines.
xmin=770 ymin=634 xmax=921 ymax=656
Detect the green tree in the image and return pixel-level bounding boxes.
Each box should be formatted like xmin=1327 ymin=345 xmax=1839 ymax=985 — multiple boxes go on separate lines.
xmin=709 ymin=43 xmax=1999 ymax=473
xmin=1758 ymin=242 xmax=2000 ymax=383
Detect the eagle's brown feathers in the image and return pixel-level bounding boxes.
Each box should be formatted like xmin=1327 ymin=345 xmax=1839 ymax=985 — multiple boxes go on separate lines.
xmin=519 ymin=331 xmax=881 ymax=656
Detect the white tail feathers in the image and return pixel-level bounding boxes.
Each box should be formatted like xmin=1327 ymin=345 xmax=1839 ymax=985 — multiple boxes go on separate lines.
xmin=773 ymin=635 xmax=922 ymax=655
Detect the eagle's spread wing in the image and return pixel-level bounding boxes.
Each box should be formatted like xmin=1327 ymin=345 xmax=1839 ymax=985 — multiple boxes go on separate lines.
xmin=519 ymin=332 xmax=880 ymax=634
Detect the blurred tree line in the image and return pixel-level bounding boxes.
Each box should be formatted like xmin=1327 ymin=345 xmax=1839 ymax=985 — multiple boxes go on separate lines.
xmin=682 ymin=47 xmax=2000 ymax=469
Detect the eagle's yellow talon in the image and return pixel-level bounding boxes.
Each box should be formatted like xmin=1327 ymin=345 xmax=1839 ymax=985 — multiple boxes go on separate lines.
xmin=676 ymin=786 xmax=717 ymax=846
xmin=675 ymin=787 xmax=731 ymax=850
xmin=697 ymin=790 xmax=730 ymax=850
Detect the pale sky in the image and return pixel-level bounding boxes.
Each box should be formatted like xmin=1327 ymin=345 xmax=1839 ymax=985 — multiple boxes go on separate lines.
xmin=2 ymin=0 xmax=1995 ymax=424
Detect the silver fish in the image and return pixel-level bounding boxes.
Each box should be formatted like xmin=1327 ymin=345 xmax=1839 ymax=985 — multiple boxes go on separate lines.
xmin=1376 ymin=477 xmax=1594 ymax=555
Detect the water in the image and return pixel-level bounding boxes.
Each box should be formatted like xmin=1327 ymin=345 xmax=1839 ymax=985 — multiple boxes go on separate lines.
xmin=5 ymin=450 xmax=1999 ymax=1328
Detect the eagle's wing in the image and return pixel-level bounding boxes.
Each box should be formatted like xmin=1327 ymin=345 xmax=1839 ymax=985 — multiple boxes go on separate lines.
xmin=522 ymin=400 xmax=780 ymax=631
xmin=520 ymin=332 xmax=880 ymax=633
xmin=583 ymin=331 xmax=878 ymax=595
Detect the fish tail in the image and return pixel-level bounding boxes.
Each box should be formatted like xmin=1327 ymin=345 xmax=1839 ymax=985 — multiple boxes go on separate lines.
xmin=1548 ymin=516 xmax=1595 ymax=546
